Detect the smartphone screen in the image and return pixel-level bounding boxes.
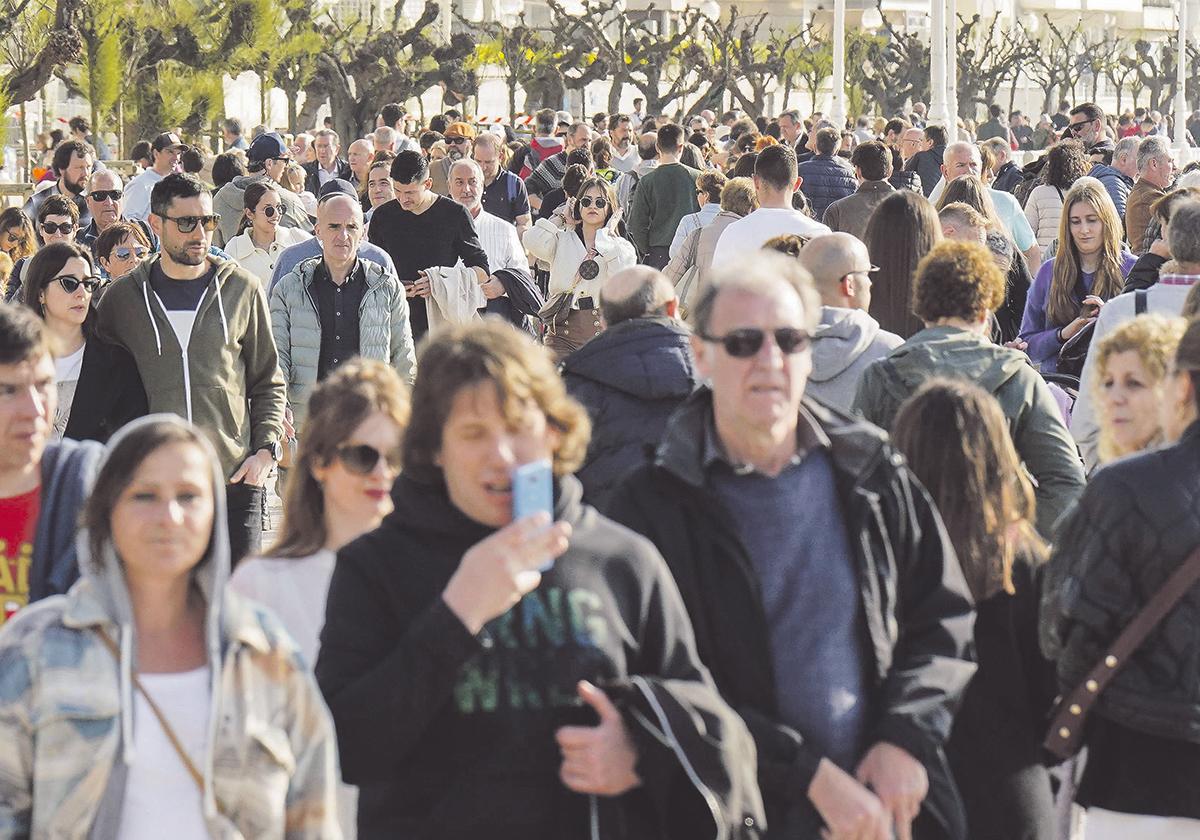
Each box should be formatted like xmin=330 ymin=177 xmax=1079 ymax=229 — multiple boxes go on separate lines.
xmin=512 ymin=459 xmax=555 ymax=572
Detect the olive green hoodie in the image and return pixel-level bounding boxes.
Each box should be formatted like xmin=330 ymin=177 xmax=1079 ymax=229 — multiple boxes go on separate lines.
xmin=852 ymin=324 xmax=1085 ymax=537
xmin=95 ymin=254 xmax=286 ymax=479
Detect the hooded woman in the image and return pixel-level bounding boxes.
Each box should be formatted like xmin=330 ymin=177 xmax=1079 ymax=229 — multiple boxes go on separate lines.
xmin=0 ymin=414 xmax=340 ymax=837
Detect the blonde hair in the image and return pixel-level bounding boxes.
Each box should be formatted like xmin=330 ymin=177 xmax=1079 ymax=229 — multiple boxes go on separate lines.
xmin=1048 ymin=179 xmax=1126 ymax=326
xmin=1092 ymin=314 xmax=1186 ymax=463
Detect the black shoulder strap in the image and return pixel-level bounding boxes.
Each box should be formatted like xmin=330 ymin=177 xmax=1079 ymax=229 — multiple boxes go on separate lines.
xmin=1135 ymin=289 xmax=1148 ymax=315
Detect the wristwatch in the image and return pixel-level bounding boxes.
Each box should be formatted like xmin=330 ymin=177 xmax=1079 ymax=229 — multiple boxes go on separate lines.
xmin=263 ymin=440 xmax=284 ymax=462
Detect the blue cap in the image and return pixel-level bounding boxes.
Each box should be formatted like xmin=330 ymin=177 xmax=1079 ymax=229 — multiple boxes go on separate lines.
xmin=248 ymin=132 xmax=288 ymax=163
xmin=317 ymin=178 xmax=357 ymax=200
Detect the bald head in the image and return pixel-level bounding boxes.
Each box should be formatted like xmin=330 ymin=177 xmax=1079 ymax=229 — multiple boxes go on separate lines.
xmin=795 ymin=233 xmax=875 ymax=310
xmin=600 ymin=266 xmax=677 ymax=325
xmin=316 ymin=194 xmax=364 ymax=270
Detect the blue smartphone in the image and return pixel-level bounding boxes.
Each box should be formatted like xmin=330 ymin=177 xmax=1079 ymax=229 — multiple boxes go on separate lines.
xmin=512 ymin=459 xmax=555 ymax=571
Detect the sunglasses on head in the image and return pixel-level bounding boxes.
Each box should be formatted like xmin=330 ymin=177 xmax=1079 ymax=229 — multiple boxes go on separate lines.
xmin=162 ymin=214 xmax=220 ymax=233
xmin=89 ymin=189 xmax=123 ymax=203
xmin=114 ymin=245 xmax=150 ymax=261
xmin=40 ymin=221 xmax=76 ymax=235
xmin=699 ymin=327 xmax=811 ymax=358
xmin=257 ymin=204 xmax=284 ymax=218
xmin=335 ymin=443 xmax=402 ymax=476
xmin=577 ymin=196 xmax=608 ymax=209
xmin=52 ymin=275 xmax=102 ymax=294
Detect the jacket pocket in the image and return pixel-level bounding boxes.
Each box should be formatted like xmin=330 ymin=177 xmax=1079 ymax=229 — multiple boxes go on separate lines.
xmin=217 ymin=718 xmax=295 ymax=839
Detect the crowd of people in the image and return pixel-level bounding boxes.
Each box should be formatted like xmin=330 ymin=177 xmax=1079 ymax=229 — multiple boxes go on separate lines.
xmin=0 ymin=94 xmax=1198 ymax=840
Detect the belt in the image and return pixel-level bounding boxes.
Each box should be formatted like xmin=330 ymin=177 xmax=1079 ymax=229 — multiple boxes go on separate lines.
xmin=571 ymin=296 xmax=596 ymax=310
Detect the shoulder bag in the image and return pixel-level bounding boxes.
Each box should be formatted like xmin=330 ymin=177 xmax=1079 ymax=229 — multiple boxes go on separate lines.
xmin=1044 ymin=542 xmax=1200 ymax=760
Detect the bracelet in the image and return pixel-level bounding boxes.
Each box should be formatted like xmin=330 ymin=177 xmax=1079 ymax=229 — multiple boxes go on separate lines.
xmin=1056 ymin=326 xmax=1066 ymax=344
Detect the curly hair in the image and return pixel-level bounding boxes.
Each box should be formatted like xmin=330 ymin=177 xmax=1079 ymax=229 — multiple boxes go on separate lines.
xmin=912 ymin=240 xmax=1005 ymax=324
xmin=402 ymin=320 xmax=591 ymax=483
xmin=1042 ymin=140 xmax=1092 ymax=190
xmin=1092 ymin=314 xmax=1187 ymax=463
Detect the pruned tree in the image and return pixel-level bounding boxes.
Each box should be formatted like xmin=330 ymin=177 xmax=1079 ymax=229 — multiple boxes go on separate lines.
xmin=1103 ymin=40 xmax=1142 ymax=115
xmin=727 ymin=17 xmax=802 ymax=118
xmin=847 ymin=20 xmax=927 ymax=118
xmin=461 ymin=12 xmax=556 ymax=117
xmin=1129 ymin=36 xmax=1179 ymax=114
xmin=780 ymin=21 xmax=830 ymax=115
xmin=954 ymin=12 xmax=1032 ymax=121
xmin=622 ymin=7 xmax=711 ymax=118
xmin=1023 ymin=16 xmax=1086 ymax=113
xmin=682 ymin=9 xmax=738 ymax=117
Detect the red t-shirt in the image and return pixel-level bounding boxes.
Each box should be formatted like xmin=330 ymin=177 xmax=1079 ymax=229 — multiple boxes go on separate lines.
xmin=0 ymin=487 xmax=40 ymax=625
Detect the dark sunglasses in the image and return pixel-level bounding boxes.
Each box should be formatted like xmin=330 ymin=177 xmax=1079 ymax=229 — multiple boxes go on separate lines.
xmin=40 ymin=221 xmax=76 ymax=235
xmin=89 ymin=189 xmax=123 ymax=202
xmin=162 ymin=214 xmax=220 ymax=233
xmin=699 ymin=327 xmax=811 ymax=358
xmin=3 ymin=231 xmax=27 ymax=245
xmin=1066 ymin=121 xmax=1091 ymax=134
xmin=445 ymin=136 xmax=469 ymax=144
xmin=257 ymin=204 xmax=284 ymax=218
xmin=113 ymin=245 xmax=150 ymax=261
xmin=577 ymin=196 xmax=608 ymax=209
xmin=335 ymin=443 xmax=402 ymax=476
xmin=52 ymin=275 xmax=102 ymax=294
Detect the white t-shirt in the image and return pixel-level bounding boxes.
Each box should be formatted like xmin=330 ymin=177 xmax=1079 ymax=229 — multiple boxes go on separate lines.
xmin=711 ymin=207 xmax=832 ymax=269
xmin=122 ymin=168 xmax=167 ymax=222
xmin=52 ymin=342 xmax=85 ymax=439
xmin=118 ymin=666 xmax=211 ymax=840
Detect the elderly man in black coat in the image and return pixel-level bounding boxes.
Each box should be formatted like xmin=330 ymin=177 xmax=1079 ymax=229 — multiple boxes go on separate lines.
xmin=561 ymin=266 xmax=698 ymax=509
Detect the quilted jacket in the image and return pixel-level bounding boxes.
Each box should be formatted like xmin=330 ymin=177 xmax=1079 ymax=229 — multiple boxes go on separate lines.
xmin=270 ymin=257 xmax=416 ymax=426
xmin=1022 ymin=184 xmax=1066 ymax=249
xmin=796 ymin=154 xmax=858 ymax=220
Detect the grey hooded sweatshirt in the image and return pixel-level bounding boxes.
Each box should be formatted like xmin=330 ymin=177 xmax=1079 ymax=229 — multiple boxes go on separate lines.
xmin=852 ymin=325 xmax=1085 ymax=537
xmin=807 ymin=306 xmax=903 ymax=412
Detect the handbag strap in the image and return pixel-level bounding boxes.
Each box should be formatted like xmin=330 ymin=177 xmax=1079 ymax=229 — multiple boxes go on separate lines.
xmin=93 ymin=628 xmax=206 ymax=791
xmin=1047 ymin=543 xmax=1200 ymax=756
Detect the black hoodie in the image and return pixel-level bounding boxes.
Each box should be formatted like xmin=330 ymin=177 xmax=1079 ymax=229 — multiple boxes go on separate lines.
xmin=315 ymin=472 xmax=756 ymax=839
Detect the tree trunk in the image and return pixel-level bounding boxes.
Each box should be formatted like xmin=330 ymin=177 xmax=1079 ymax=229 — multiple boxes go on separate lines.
xmin=508 ymin=77 xmax=517 ymax=121
xmin=20 ymin=102 xmax=30 ymax=181
xmin=260 ymin=72 xmax=269 ymax=127
xmin=116 ymin=97 xmax=124 ymax=160
xmin=607 ymin=76 xmax=623 ymax=115
xmin=1007 ymin=75 xmax=1018 ymax=122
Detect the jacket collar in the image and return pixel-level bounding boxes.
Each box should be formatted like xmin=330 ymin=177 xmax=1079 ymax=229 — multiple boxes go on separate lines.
xmin=856 ymin=180 xmax=894 ymax=194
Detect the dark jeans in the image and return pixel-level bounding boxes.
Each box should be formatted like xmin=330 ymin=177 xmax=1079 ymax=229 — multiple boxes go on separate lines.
xmin=642 ymin=246 xmax=671 ymax=270
xmin=225 ymin=482 xmax=264 ymax=567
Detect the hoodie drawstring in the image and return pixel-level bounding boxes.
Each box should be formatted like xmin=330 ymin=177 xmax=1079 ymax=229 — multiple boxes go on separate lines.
xmin=214 ymin=281 xmax=229 ymax=345
xmin=141 ymin=282 xmax=163 ymax=356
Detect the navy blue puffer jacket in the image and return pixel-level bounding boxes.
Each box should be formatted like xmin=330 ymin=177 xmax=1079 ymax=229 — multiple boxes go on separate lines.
xmin=797 ymin=154 xmax=859 ymax=220
xmin=562 ymin=317 xmax=698 ymax=509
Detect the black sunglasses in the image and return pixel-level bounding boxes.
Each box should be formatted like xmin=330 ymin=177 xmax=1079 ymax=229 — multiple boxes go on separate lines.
xmin=335 ymin=443 xmax=402 ymax=476
xmin=578 ymin=196 xmax=608 ymax=209
xmin=89 ymin=189 xmax=123 ymax=202
xmin=40 ymin=221 xmax=76 ymax=235
xmin=699 ymin=327 xmax=811 ymax=358
xmin=52 ymin=275 xmax=102 ymax=294
xmin=445 ymin=136 xmax=469 ymax=144
xmin=257 ymin=204 xmax=284 ymax=218
xmin=1066 ymin=121 xmax=1091 ymax=134
xmin=163 ymin=214 xmax=221 ymax=233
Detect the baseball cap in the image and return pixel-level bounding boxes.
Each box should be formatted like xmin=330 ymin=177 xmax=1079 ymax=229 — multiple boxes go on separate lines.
xmin=444 ymin=121 xmax=477 ymax=139
xmin=248 ymin=132 xmax=289 ymax=163
xmin=556 ymin=110 xmax=573 ymax=127
xmin=151 ymin=132 xmax=187 ymax=152
xmin=317 ymin=178 xmax=357 ymax=201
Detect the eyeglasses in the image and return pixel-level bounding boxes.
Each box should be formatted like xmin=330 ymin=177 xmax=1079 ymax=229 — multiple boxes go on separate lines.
xmin=113 ymin=245 xmax=150 ymax=261
xmin=40 ymin=221 xmax=76 ymax=235
xmin=89 ymin=189 xmax=123 ymax=203
xmin=3 ymin=231 xmax=27 ymax=245
xmin=52 ymin=275 xmax=102 ymax=294
xmin=334 ymin=443 xmax=402 ymax=476
xmin=1067 ymin=120 xmax=1092 ymax=134
xmin=162 ymin=214 xmax=220 ymax=233
xmin=257 ymin=204 xmax=284 ymax=218
xmin=699 ymin=327 xmax=811 ymax=358
xmin=578 ymin=196 xmax=608 ymax=209
xmin=445 ymin=136 xmax=469 ymax=144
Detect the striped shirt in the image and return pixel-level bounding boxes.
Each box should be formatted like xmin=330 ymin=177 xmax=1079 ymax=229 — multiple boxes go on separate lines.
xmin=468 ymin=209 xmax=526 ymax=272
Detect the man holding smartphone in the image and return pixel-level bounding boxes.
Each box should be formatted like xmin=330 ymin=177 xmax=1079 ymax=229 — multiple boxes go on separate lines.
xmin=367 ymin=151 xmax=490 ymax=341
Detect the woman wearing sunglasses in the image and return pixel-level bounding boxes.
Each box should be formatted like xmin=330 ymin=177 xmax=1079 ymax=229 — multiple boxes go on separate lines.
xmin=0 ymin=208 xmax=35 ymax=300
xmin=4 ymin=196 xmax=79 ymax=304
xmin=229 ymin=358 xmax=408 ymax=837
xmin=524 ymin=175 xmax=635 ymax=361
xmin=94 ymin=220 xmax=153 ymax=282
xmin=21 ymin=241 xmax=147 ymax=442
xmin=224 ymin=182 xmax=312 ymax=289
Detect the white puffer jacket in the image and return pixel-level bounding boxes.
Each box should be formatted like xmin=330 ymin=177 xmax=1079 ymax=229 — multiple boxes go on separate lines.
xmin=1023 ymin=184 xmax=1066 ymax=249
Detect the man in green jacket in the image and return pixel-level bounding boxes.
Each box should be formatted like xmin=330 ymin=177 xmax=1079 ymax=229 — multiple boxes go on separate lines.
xmin=626 ymin=123 xmax=700 ymax=269
xmin=96 ymin=172 xmax=286 ymax=564
xmin=852 ymin=240 xmax=1085 ymax=537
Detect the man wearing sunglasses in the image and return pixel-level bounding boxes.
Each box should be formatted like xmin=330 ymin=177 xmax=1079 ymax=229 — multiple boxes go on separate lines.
xmin=212 ymin=131 xmax=313 ymax=249
xmin=96 ymin=173 xmax=286 ymax=566
xmin=608 ymin=254 xmax=974 ymax=840
xmin=627 ymin=123 xmax=701 ymax=270
xmin=76 ymin=170 xmax=158 ymax=272
xmin=1066 ymin=102 xmax=1114 ymax=161
xmin=428 ymin=121 xmax=477 ymax=198
xmin=122 ymin=132 xmax=186 ymax=222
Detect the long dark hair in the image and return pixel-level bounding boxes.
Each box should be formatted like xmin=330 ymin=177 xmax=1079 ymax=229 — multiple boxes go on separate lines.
xmin=864 ymin=190 xmax=942 ymax=338
xmin=23 ymin=241 xmax=99 ymax=341
xmin=892 ymin=379 xmax=1046 ymax=601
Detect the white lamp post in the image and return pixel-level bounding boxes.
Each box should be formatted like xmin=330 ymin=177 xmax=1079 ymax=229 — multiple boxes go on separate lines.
xmin=1176 ymin=0 xmax=1190 ymax=158
xmin=929 ymin=0 xmax=950 ymax=129
xmin=946 ymin=0 xmax=959 ymax=139
xmin=831 ymin=0 xmax=847 ymax=129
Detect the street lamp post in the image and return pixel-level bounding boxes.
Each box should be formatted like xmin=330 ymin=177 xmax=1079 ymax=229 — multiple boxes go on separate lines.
xmin=946 ymin=0 xmax=959 ymax=140
xmin=929 ymin=0 xmax=950 ymax=129
xmin=1176 ymin=0 xmax=1190 ymax=158
xmin=831 ymin=0 xmax=847 ymax=129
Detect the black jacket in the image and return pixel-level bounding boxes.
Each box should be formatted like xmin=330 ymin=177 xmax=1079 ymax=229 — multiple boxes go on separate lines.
xmin=888 ymin=167 xmax=922 ymax=194
xmin=62 ymin=337 xmax=148 ymax=443
xmin=796 ymin=154 xmax=858 ymax=220
xmin=907 ymin=145 xmax=946 ymax=198
xmin=315 ymin=472 xmax=763 ymax=839
xmin=487 ymin=266 xmax=544 ymax=336
xmin=303 ymin=158 xmax=354 ymax=196
xmin=992 ymin=161 xmax=1024 ymax=195
xmin=1122 ymin=251 xmax=1167 ymax=293
xmin=562 ymin=317 xmax=698 ymax=509
xmin=607 ymin=390 xmax=976 ymax=838
xmin=1042 ymin=421 xmax=1200 ymax=745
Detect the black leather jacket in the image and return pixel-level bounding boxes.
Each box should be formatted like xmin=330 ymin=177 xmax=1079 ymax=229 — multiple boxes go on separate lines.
xmin=1042 ymin=422 xmax=1200 ymax=744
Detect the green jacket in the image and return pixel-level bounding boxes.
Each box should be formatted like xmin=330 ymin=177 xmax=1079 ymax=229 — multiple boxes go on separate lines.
xmin=626 ymin=161 xmax=701 ymax=254
xmin=852 ymin=325 xmax=1085 ymax=537
xmin=96 ymin=255 xmax=286 ymax=479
